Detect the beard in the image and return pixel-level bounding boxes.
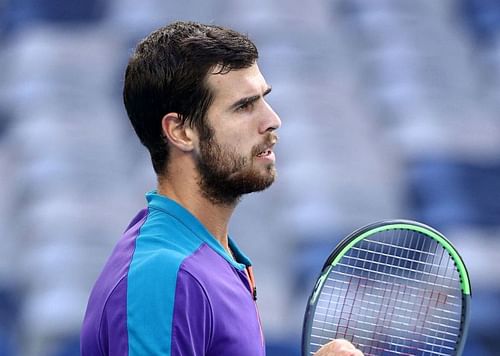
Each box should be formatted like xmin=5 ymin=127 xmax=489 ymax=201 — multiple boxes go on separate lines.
xmin=195 ymin=124 xmax=277 ymax=206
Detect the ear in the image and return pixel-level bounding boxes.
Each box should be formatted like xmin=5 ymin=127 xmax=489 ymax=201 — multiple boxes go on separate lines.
xmin=161 ymin=113 xmax=197 ymax=152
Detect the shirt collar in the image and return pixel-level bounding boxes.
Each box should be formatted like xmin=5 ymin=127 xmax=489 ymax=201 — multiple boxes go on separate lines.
xmin=146 ymin=190 xmax=252 ymax=270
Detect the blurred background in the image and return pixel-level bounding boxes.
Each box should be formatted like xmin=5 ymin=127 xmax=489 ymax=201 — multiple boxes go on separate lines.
xmin=0 ymin=0 xmax=499 ymax=355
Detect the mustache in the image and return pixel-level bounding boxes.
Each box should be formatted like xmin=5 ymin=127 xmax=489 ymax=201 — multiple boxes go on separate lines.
xmin=251 ymin=133 xmax=279 ymax=156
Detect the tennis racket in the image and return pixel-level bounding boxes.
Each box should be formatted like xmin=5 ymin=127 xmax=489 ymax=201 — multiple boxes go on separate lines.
xmin=302 ymin=220 xmax=471 ymax=356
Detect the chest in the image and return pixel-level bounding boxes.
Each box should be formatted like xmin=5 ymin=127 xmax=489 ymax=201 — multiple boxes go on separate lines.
xmin=205 ymin=267 xmax=265 ymax=356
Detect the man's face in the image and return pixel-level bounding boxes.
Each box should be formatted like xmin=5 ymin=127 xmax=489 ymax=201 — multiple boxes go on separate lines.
xmin=194 ymin=63 xmax=281 ymax=205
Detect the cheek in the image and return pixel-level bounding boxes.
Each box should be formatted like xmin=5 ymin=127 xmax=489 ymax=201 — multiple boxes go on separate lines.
xmin=211 ymin=117 xmax=257 ymax=155
xmin=217 ymin=131 xmax=252 ymax=154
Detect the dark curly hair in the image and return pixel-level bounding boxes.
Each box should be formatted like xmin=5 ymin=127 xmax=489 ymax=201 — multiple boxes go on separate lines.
xmin=123 ymin=21 xmax=259 ymax=175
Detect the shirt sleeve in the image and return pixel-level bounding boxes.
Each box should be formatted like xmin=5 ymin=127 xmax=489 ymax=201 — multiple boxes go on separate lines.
xmin=170 ymin=268 xmax=213 ymax=356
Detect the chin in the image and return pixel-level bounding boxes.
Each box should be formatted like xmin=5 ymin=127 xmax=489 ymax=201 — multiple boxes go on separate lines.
xmin=251 ymin=172 xmax=277 ymax=192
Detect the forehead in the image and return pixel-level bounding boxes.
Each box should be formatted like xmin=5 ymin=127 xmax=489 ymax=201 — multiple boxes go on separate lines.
xmin=206 ymin=63 xmax=268 ymax=107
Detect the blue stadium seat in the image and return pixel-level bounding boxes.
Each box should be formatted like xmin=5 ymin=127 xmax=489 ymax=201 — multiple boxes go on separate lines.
xmin=459 ymin=0 xmax=500 ymax=44
xmin=4 ymin=0 xmax=107 ymax=31
xmin=407 ymin=157 xmax=500 ymax=229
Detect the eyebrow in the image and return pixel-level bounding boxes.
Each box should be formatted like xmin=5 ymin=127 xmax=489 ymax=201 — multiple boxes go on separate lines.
xmin=229 ymin=86 xmax=272 ymax=110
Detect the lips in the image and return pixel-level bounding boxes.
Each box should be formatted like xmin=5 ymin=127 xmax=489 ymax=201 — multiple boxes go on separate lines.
xmin=254 ymin=144 xmax=276 ymax=163
xmin=256 ymin=149 xmax=272 ymax=157
xmin=253 ymin=134 xmax=278 ymax=160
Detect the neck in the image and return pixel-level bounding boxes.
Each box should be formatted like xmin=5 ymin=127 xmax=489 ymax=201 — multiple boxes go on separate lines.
xmin=157 ymin=171 xmax=238 ymax=253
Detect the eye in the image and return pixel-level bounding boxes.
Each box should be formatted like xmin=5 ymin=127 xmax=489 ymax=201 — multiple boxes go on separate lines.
xmin=236 ymin=100 xmax=255 ymax=112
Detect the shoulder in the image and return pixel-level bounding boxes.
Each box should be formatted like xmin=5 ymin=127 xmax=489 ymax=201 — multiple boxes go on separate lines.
xmin=127 ymin=246 xmax=200 ymax=294
xmin=130 ymin=208 xmax=206 ymax=275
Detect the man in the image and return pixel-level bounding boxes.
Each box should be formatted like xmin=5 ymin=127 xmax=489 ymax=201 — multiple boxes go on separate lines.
xmin=80 ymin=21 xmax=363 ymax=356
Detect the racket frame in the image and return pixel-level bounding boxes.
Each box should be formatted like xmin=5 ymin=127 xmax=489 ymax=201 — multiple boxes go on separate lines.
xmin=302 ymin=219 xmax=471 ymax=356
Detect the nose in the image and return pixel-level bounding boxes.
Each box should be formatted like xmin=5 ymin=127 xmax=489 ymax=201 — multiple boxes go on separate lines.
xmin=259 ymin=101 xmax=281 ymax=134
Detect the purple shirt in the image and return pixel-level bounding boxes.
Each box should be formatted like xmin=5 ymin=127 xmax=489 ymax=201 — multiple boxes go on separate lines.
xmin=81 ymin=192 xmax=265 ymax=355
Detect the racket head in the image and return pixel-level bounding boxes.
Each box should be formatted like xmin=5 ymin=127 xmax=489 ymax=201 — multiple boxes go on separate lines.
xmin=302 ymin=220 xmax=471 ymax=356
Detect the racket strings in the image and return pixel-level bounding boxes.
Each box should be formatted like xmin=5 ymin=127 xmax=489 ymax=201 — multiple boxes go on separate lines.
xmin=314 ymin=283 xmax=461 ymax=331
xmin=347 ymin=240 xmax=460 ymax=284
xmin=309 ymin=229 xmax=463 ymax=356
